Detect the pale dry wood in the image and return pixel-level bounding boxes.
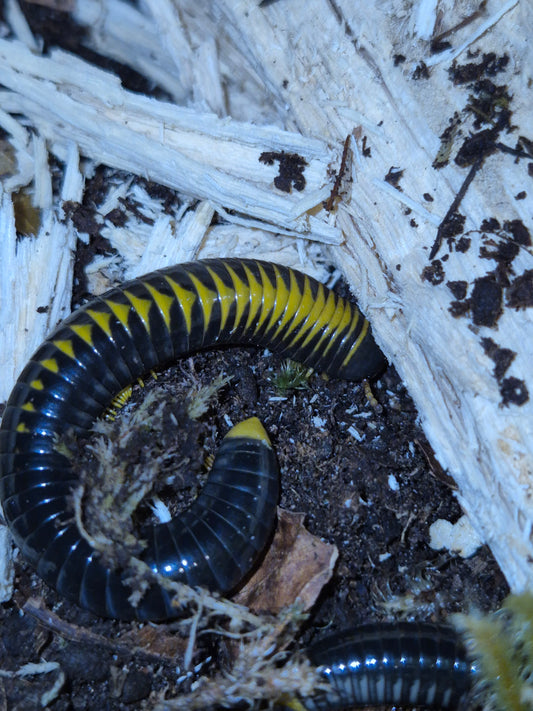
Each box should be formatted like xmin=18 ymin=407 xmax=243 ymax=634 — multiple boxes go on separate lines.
xmin=213 ymin=0 xmax=533 ymax=591
xmin=0 ymin=38 xmax=340 ymax=245
xmin=0 ymin=0 xmax=531 ymax=601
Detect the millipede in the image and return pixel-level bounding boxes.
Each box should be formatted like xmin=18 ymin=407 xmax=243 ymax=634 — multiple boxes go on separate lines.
xmin=0 ymin=258 xmax=475 ymax=708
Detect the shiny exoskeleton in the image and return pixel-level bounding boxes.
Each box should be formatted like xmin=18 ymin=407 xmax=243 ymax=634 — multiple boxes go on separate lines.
xmin=0 ymin=259 xmax=384 ymax=620
xmin=290 ymin=622 xmax=476 ymax=710
xmin=0 ymin=258 xmax=476 ymax=708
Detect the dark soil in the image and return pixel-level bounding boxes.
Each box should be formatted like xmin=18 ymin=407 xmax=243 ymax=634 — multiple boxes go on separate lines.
xmin=0 ymin=344 xmax=508 ymax=709
xmin=0 ymin=4 xmax=509 ymax=709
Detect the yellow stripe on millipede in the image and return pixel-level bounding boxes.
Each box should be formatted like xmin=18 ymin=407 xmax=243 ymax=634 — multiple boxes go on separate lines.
xmin=188 ymin=273 xmax=217 ymax=335
xmin=315 ymin=296 xmax=350 ymax=356
xmin=124 ymin=291 xmax=153 ymax=334
xmin=40 ymin=358 xmax=59 ymax=373
xmin=70 ymin=324 xmax=94 ymax=347
xmin=291 ymin=284 xmax=338 ymax=352
xmin=264 ymin=265 xmax=291 ymax=334
xmin=86 ymin=309 xmax=112 ymax=337
xmin=53 ymin=339 xmax=76 ymax=359
xmin=164 ymin=276 xmax=196 ymax=333
xmin=341 ymin=319 xmax=369 ymax=367
xmin=207 ymin=267 xmax=237 ymax=332
xmin=105 ymin=299 xmax=133 ymax=332
xmin=281 ymin=275 xmax=315 ymax=341
xmin=273 ymin=269 xmax=304 ymax=339
xmin=254 ymin=263 xmax=276 ymax=334
xmin=144 ymin=283 xmax=174 ymax=331
xmin=242 ymin=263 xmax=263 ymax=331
xmin=226 ymin=265 xmax=250 ymax=332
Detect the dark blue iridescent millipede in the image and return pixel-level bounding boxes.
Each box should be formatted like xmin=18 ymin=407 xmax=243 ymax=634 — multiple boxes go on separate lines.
xmin=0 ymin=258 xmax=475 ymax=708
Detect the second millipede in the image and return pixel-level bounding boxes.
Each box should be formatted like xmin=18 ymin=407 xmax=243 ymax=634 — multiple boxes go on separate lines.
xmin=0 ymin=258 xmax=475 ymax=708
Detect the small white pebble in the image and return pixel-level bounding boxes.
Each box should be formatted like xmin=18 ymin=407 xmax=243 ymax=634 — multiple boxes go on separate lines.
xmin=348 ymin=426 xmax=364 ymax=441
xmin=313 ymin=415 xmax=326 ymax=429
xmin=388 ymin=473 xmax=400 ymax=491
xmin=429 ymin=515 xmax=483 ymax=557
xmin=344 ymin=498 xmax=352 ymax=508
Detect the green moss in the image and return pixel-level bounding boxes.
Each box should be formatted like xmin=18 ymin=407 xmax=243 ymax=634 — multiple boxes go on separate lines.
xmin=457 ymin=592 xmax=533 ymax=710
xmin=271 ymin=359 xmax=312 ymax=395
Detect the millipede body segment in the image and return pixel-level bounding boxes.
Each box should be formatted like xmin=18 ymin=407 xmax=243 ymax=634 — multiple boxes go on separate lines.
xmin=0 ymin=258 xmax=384 ymax=620
xmin=0 ymin=258 xmax=477 ymax=708
xmin=292 ymin=622 xmax=475 ymax=710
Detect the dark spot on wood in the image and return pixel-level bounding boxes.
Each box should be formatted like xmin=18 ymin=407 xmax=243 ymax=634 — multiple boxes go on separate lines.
xmin=423 ymin=193 xmax=434 ymax=202
xmin=515 ymin=191 xmax=526 ymax=200
xmin=507 ymin=269 xmax=533 ymax=309
xmin=36 ymin=305 xmax=50 ymax=314
xmin=471 ymin=275 xmax=502 ymax=327
xmin=455 ymin=236 xmax=471 ymax=252
xmin=529 ymin=163 xmax=533 ymax=177
xmin=362 ymin=135 xmax=371 ymax=157
xmin=500 ymin=377 xmax=529 ymax=407
xmin=449 ymin=53 xmax=509 ymax=85
xmin=259 ymin=151 xmax=308 ymax=193
xmin=480 ymin=337 xmax=516 ymax=381
xmin=440 ymin=211 xmax=466 ymax=249
xmin=449 ymin=300 xmax=471 ymax=318
xmin=282 ymin=79 xmax=289 ymax=89
xmin=412 ymin=62 xmax=430 ymax=80
xmin=410 ymin=218 xmax=418 ymax=228
xmin=455 ymin=128 xmax=498 ymax=167
xmin=502 ymin=219 xmax=531 ymax=246
xmin=480 ymin=217 xmax=500 ymax=232
xmin=384 ymin=166 xmax=404 ymax=188
xmin=395 ymin=264 xmax=401 ymax=271
xmin=430 ymin=39 xmax=452 ymax=54
xmin=393 ymin=54 xmax=406 ymax=65
xmin=104 ymin=208 xmax=127 ymax=227
xmin=446 ymin=281 xmax=468 ymax=300
xmin=421 ymin=260 xmax=445 ymax=285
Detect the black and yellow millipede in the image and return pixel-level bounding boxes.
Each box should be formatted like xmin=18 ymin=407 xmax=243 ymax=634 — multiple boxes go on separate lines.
xmin=0 ymin=258 xmax=475 ymax=708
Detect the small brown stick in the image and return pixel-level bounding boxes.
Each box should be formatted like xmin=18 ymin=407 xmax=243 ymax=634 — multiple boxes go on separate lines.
xmin=324 ymin=134 xmax=352 ymax=212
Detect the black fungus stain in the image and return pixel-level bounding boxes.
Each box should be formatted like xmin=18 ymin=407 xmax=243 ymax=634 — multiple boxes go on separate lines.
xmin=412 ymin=62 xmax=430 ymax=80
xmin=449 ymin=53 xmax=510 ymax=85
xmin=384 ymin=166 xmax=404 ymax=189
xmin=449 ymin=275 xmax=503 ymax=327
xmin=439 ymin=212 xmax=467 ymax=252
xmin=479 ymin=340 xmax=529 ymax=408
xmin=470 ymin=274 xmax=503 ymax=328
xmin=446 ymin=281 xmax=468 ymax=300
xmin=430 ymin=39 xmax=452 ymax=54
xmin=454 ymin=128 xmax=498 ymax=167
xmin=480 ymin=337 xmax=516 ymax=382
xmin=499 ymin=377 xmax=529 ymax=407
xmin=418 ymin=50 xmax=532 ymax=407
xmin=421 ymin=260 xmax=445 ymax=285
xmin=456 ymin=236 xmax=471 ymax=253
xmin=507 ymin=269 xmax=533 ymax=310
xmin=259 ymin=151 xmax=308 ymax=192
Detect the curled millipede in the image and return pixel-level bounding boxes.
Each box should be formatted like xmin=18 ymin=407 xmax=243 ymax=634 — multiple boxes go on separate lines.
xmin=0 ymin=258 xmax=475 ymax=707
